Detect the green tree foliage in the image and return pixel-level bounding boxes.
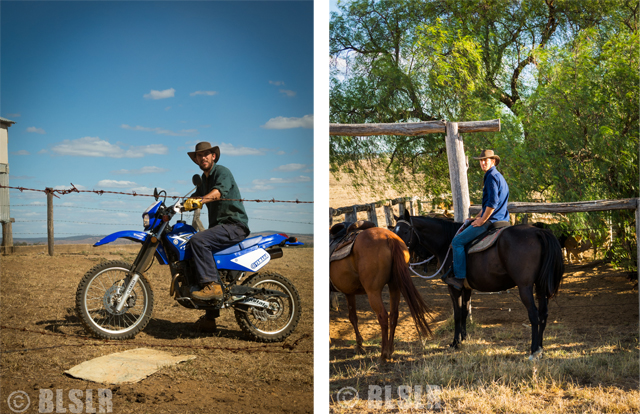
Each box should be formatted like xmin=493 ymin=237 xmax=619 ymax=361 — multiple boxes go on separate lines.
xmin=330 ymin=0 xmax=638 ymax=269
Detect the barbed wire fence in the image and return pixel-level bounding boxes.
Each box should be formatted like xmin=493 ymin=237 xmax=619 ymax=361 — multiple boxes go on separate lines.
xmin=0 ymin=185 xmax=313 ymax=255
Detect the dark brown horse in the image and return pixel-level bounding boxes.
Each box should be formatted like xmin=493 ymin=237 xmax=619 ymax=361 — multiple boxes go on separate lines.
xmin=393 ymin=210 xmax=564 ymax=360
xmin=330 ymin=227 xmax=432 ymax=361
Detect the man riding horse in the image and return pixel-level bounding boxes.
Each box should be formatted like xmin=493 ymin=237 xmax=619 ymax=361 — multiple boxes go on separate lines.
xmin=443 ymin=149 xmax=510 ymax=290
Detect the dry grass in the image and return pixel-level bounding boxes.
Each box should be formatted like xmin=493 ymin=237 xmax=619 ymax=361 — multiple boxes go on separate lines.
xmin=330 ymin=320 xmax=639 ymax=414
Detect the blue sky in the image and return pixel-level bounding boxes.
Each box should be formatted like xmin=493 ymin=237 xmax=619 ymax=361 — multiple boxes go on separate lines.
xmin=1 ymin=1 xmax=314 ymax=237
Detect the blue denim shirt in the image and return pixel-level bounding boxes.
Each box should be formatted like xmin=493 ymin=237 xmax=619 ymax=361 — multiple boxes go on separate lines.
xmin=481 ymin=166 xmax=510 ymax=223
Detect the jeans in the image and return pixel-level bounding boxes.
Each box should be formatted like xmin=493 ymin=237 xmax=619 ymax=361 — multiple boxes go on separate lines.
xmin=452 ymin=221 xmax=491 ymax=280
xmin=190 ymin=223 xmax=250 ymax=284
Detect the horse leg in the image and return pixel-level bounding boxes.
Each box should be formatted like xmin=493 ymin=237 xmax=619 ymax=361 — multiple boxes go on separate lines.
xmin=460 ymin=288 xmax=472 ymax=342
xmin=367 ymin=291 xmax=390 ymax=362
xmin=387 ymin=282 xmax=401 ymax=357
xmin=517 ymin=285 xmax=540 ymax=357
xmin=346 ymin=294 xmax=364 ymax=355
xmin=448 ymin=286 xmax=463 ymax=349
xmin=537 ymin=293 xmax=549 ymax=352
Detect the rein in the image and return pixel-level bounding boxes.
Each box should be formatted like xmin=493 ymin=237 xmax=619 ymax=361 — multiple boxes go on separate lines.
xmin=395 ymin=218 xmax=466 ymax=280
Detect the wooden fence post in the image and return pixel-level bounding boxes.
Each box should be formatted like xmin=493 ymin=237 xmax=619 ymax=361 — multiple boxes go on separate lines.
xmin=384 ymin=203 xmax=394 ymax=228
xmin=46 ymin=188 xmax=54 ymax=256
xmin=367 ymin=203 xmax=378 ymax=227
xmin=445 ymin=122 xmax=471 ymax=222
xmin=1 ymin=218 xmax=14 ymax=254
xmin=344 ymin=206 xmax=357 ymax=223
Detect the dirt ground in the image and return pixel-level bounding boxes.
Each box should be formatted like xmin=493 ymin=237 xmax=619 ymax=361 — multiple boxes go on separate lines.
xmin=0 ymin=246 xmax=313 ymax=414
xmin=330 ymin=259 xmax=639 ymax=402
xmin=330 ymin=259 xmax=638 ymax=354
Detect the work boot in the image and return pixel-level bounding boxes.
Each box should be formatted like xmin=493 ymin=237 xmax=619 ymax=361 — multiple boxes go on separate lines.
xmin=443 ymin=274 xmax=465 ymax=290
xmin=192 ymin=282 xmax=224 ymax=300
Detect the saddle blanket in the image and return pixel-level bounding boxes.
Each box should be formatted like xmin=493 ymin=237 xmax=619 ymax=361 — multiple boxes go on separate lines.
xmin=468 ymin=226 xmax=508 ymax=254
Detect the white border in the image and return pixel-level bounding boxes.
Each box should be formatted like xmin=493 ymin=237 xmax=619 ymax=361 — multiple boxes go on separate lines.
xmin=314 ymin=0 xmax=330 ymax=411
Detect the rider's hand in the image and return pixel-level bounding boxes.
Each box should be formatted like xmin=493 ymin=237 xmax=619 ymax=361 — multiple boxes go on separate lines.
xmin=183 ymin=198 xmax=203 ymax=211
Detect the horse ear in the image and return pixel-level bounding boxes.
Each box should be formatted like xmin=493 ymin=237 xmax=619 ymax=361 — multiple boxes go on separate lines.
xmin=404 ymin=209 xmax=411 ymax=220
xmin=393 ymin=214 xmax=400 ymax=222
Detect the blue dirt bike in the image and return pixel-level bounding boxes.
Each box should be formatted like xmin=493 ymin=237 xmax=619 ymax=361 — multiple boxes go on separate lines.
xmin=75 ymin=175 xmax=303 ymax=341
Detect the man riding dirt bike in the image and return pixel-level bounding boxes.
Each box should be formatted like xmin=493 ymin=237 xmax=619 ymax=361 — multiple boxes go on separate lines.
xmin=74 ymin=143 xmax=302 ymax=342
xmin=183 ymin=142 xmax=251 ymax=331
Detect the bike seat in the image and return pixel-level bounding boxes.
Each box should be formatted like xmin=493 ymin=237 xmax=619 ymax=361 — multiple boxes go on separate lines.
xmin=215 ymin=236 xmax=263 ymax=255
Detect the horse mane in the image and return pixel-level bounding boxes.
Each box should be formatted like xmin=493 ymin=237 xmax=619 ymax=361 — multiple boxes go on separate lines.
xmin=412 ymin=215 xmax=462 ymax=244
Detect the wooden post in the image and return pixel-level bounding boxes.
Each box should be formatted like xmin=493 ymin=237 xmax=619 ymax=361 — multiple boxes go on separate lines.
xmin=384 ymin=204 xmax=394 ymax=228
xmin=398 ymin=201 xmax=406 ymax=217
xmin=367 ymin=203 xmax=379 ymax=227
xmin=1 ymin=218 xmax=14 ymax=254
xmin=445 ymin=122 xmax=470 ymax=222
xmin=46 ymin=188 xmax=54 ymax=256
xmin=344 ymin=206 xmax=357 ymax=223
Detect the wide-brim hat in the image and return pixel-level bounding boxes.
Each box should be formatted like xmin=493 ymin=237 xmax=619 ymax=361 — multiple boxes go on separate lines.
xmin=473 ymin=149 xmax=500 ymax=166
xmin=188 ymin=141 xmax=220 ymax=164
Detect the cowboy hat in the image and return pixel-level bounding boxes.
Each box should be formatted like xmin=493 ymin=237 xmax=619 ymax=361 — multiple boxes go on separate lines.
xmin=188 ymin=141 xmax=220 ymax=164
xmin=473 ymin=149 xmax=500 ymax=166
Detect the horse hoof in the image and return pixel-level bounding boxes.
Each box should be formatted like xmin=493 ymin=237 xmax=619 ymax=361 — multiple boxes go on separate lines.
xmin=449 ymin=342 xmax=460 ymax=349
xmin=528 ymin=347 xmax=543 ymax=361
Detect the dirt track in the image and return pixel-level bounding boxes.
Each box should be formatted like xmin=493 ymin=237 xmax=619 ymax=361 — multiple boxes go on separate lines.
xmin=0 ymin=247 xmax=313 ymax=414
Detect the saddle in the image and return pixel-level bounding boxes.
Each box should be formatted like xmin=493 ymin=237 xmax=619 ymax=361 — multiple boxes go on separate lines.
xmin=467 ymin=221 xmax=510 ymax=254
xmin=329 ymin=220 xmax=377 ymax=262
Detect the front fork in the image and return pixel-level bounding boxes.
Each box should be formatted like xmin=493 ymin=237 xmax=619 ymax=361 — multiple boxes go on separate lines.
xmin=115 ymin=230 xmax=163 ymax=313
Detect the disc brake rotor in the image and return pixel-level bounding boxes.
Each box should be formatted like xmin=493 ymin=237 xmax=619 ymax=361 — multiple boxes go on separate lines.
xmin=103 ymin=282 xmax=137 ymax=315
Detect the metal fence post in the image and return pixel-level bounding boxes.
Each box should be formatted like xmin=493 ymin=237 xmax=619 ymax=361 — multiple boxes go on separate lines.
xmin=46 ymin=188 xmax=54 ymax=256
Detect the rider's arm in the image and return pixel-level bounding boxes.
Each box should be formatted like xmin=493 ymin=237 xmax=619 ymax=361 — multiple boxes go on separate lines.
xmin=200 ymin=188 xmax=221 ymax=203
xmin=472 ymin=207 xmax=495 ymax=227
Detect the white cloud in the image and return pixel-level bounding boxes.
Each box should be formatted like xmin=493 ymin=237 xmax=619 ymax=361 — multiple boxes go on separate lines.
xmin=279 ymin=89 xmax=296 ymax=97
xmin=261 ymin=114 xmax=313 ymax=129
xmin=54 ymin=184 xmax=87 ymax=191
xmin=121 ymin=124 xmax=198 ymax=137
xmin=38 ymin=149 xmax=48 ymax=154
xmin=242 ymin=176 xmax=311 ymax=193
xmin=269 ymin=80 xmax=285 ymax=86
xmin=97 ymin=180 xmax=137 ymax=188
xmin=5 ymin=113 xmax=20 ymax=118
xmin=190 ymin=91 xmax=218 ymax=96
xmin=111 ymin=166 xmax=169 ymax=175
xmin=129 ymin=186 xmax=156 ymax=194
xmin=51 ymin=137 xmax=168 ymax=158
xmin=143 ymin=88 xmax=175 ymax=100
xmin=252 ymin=176 xmax=311 ymax=185
xmin=274 ymin=163 xmax=306 ymax=171
xmin=12 ymin=150 xmax=30 ymax=155
xmin=26 ymin=127 xmax=45 ymax=134
xmin=165 ymin=106 xmax=171 ymax=111
xmin=277 ymin=151 xmax=286 ymax=155
xmin=217 ymin=142 xmax=267 ymax=156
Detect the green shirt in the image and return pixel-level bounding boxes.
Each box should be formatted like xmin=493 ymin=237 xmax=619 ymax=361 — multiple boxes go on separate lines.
xmin=192 ymin=163 xmax=250 ymax=231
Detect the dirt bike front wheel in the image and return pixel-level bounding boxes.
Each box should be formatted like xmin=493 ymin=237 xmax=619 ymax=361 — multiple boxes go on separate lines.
xmin=75 ymin=260 xmax=154 ymax=340
xmin=234 ymin=271 xmax=301 ymax=342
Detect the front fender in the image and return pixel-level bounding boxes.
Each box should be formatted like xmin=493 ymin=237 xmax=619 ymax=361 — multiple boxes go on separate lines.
xmin=94 ymin=230 xmax=148 ymax=246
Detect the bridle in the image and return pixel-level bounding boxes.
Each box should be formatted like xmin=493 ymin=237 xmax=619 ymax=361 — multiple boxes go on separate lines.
xmin=393 ymin=217 xmax=457 ymax=280
xmin=394 ymin=218 xmax=421 ymax=250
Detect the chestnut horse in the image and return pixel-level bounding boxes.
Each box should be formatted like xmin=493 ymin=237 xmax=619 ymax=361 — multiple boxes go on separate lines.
xmin=393 ymin=210 xmax=564 ymax=360
xmin=330 ymin=227 xmax=432 ymax=361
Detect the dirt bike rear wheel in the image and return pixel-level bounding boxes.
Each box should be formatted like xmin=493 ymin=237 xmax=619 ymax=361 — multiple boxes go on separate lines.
xmin=234 ymin=271 xmax=301 ymax=342
xmin=75 ymin=260 xmax=154 ymax=340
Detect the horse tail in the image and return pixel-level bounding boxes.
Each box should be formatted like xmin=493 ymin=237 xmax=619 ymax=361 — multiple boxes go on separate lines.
xmin=389 ymin=236 xmax=433 ymax=338
xmin=535 ymin=229 xmax=565 ymax=299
